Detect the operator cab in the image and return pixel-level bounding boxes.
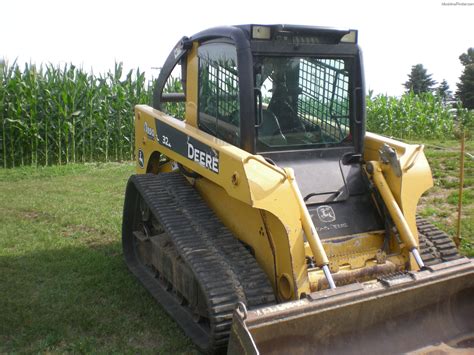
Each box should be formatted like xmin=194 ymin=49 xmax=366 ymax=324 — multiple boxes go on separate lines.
xmin=154 ymin=25 xmax=384 ymax=239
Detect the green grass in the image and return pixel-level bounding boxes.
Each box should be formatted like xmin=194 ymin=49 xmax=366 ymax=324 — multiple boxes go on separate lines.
xmin=418 ymin=139 xmax=474 ymax=256
xmin=0 ymin=139 xmax=472 ymax=352
xmin=0 ymin=163 xmax=196 ymax=353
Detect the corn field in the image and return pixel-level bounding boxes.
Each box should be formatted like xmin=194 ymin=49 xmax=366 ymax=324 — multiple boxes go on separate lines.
xmin=0 ymin=61 xmax=150 ymax=167
xmin=1 ymin=60 xmax=459 ymax=168
xmin=366 ymin=92 xmax=455 ymax=140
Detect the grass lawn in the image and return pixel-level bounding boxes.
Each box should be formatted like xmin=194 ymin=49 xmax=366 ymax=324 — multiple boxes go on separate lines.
xmin=0 ymin=140 xmax=472 ymax=353
xmin=0 ymin=163 xmax=197 ymax=354
xmin=417 ymin=139 xmax=473 ymax=256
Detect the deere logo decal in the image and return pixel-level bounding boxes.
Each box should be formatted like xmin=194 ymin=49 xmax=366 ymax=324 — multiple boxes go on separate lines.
xmin=187 ymin=139 xmax=219 ymax=173
xmin=316 ymin=205 xmax=336 ymax=223
xmin=155 ymin=119 xmax=220 ymax=174
xmin=138 ymin=149 xmax=145 ymax=168
xmin=144 ymin=122 xmax=155 ymax=140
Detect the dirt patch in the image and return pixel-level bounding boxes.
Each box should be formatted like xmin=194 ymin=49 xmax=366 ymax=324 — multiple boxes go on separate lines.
xmin=20 ymin=210 xmax=55 ymax=222
xmin=60 ymin=224 xmax=100 ymax=238
xmin=58 ymin=224 xmax=120 ymax=256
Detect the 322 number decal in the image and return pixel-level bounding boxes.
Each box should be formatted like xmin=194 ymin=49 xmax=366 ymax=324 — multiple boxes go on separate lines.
xmin=161 ymin=135 xmax=172 ymax=148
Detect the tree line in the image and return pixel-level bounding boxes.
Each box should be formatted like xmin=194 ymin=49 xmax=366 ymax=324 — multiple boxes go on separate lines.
xmin=403 ymin=47 xmax=474 ymax=109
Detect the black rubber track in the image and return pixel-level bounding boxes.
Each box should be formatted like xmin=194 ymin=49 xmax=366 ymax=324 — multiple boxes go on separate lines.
xmin=122 ymin=173 xmax=275 ymax=353
xmin=417 ymin=217 xmax=461 ymax=266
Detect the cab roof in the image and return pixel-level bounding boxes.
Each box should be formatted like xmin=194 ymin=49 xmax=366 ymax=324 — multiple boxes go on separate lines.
xmin=189 ymin=24 xmax=357 ymax=45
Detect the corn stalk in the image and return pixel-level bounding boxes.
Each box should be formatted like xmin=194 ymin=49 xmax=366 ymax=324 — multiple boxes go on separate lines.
xmin=0 ymin=61 xmax=150 ymax=167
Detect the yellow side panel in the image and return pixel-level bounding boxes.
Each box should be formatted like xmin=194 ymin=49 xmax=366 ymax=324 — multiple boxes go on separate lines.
xmin=364 ymin=132 xmax=433 ymax=269
xmin=195 ymin=178 xmax=310 ymax=300
xmin=134 ymin=109 xmax=154 ymax=174
xmin=364 ymin=132 xmax=433 ymax=215
xmin=133 ymin=105 xmax=311 ymax=299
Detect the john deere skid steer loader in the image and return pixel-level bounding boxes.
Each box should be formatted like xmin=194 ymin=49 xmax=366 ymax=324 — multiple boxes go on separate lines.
xmin=122 ymin=25 xmax=474 ymax=354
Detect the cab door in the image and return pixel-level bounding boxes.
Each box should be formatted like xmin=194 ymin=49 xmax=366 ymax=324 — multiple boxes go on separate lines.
xmin=196 ymin=41 xmax=241 ymax=147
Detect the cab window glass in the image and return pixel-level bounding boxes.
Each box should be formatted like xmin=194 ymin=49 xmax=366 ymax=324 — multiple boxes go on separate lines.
xmin=198 ymin=43 xmax=240 ymax=145
xmin=255 ymin=56 xmax=352 ymax=152
xmin=161 ymin=64 xmax=185 ymax=120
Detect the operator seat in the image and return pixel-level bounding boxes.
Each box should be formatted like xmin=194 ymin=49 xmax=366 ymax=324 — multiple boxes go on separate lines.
xmin=267 ymin=80 xmax=305 ymax=134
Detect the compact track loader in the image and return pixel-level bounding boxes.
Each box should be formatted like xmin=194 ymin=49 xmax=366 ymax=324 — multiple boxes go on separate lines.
xmin=122 ymin=25 xmax=474 ymax=354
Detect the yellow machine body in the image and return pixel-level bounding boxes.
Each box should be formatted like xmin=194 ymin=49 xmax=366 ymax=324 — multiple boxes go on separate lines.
xmin=134 ymin=101 xmax=433 ymax=300
xmin=123 ymin=25 xmax=474 ymax=354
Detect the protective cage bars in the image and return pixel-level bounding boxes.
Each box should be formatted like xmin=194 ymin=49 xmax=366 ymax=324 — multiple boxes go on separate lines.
xmin=200 ymin=60 xmax=240 ymax=126
xmin=297 ymin=59 xmax=350 ymax=142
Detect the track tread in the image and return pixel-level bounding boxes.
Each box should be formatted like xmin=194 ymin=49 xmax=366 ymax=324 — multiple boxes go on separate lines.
xmin=416 ymin=217 xmax=461 ymax=266
xmin=123 ymin=172 xmax=275 ymax=353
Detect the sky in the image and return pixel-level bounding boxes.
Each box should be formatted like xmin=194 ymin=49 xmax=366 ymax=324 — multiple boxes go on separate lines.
xmin=1 ymin=0 xmax=473 ymax=96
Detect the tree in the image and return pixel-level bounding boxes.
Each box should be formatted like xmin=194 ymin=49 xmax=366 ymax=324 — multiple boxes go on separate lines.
xmin=456 ymin=48 xmax=474 ymax=110
xmin=403 ymin=64 xmax=436 ymax=94
xmin=459 ymin=48 xmax=474 ymax=66
xmin=436 ymin=79 xmax=451 ymax=103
